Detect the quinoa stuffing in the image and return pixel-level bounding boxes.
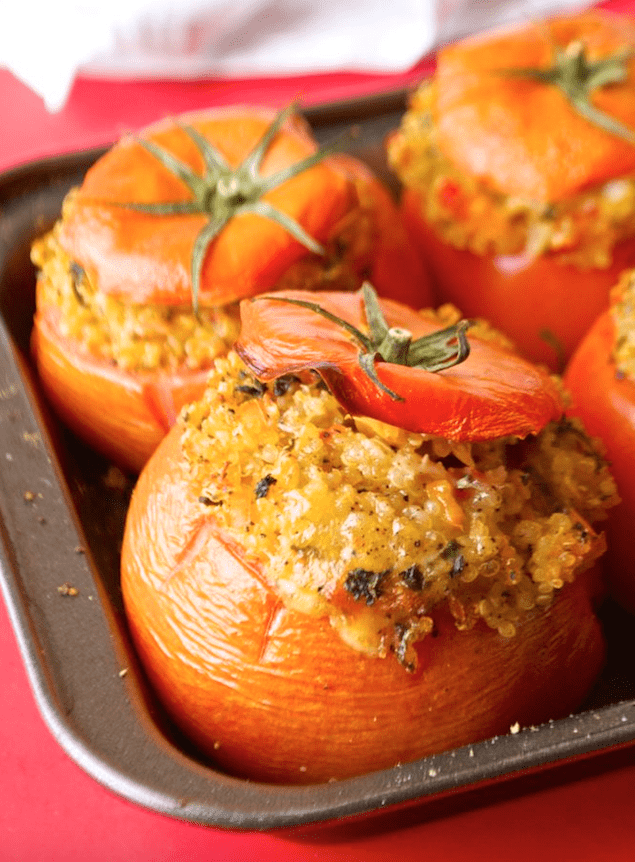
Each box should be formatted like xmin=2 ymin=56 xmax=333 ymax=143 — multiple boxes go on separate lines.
xmin=31 ymin=223 xmax=241 ymax=373
xmin=180 ymin=346 xmax=618 ymax=671
xmin=611 ymin=269 xmax=635 ymax=377
xmin=388 ymin=83 xmax=635 ymax=267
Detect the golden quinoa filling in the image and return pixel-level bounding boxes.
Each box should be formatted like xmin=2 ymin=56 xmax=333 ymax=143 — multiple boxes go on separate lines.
xmin=31 ymin=225 xmax=240 ymax=372
xmin=611 ymin=269 xmax=635 ymax=376
xmin=181 ymin=349 xmax=617 ymax=670
xmin=388 ymin=83 xmax=635 ymax=267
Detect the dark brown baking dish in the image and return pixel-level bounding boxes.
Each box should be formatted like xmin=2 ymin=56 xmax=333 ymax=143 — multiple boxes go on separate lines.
xmin=1 ymin=93 xmax=635 ymax=833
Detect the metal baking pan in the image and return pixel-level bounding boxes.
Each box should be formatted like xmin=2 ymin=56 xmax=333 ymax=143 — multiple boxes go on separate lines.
xmin=1 ymin=92 xmax=635 ymax=833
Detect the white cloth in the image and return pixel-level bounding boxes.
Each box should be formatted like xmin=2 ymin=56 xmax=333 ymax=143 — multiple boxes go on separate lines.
xmin=1 ymin=0 xmax=591 ymax=112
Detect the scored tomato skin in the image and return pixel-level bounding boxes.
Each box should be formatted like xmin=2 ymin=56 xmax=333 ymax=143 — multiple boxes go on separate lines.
xmin=236 ymin=288 xmax=563 ymax=442
xmin=121 ymin=424 xmax=605 ymax=784
xmin=564 ymin=310 xmax=635 ymax=614
xmin=400 ymin=188 xmax=635 ymax=371
xmin=31 ymin=301 xmax=211 ymax=474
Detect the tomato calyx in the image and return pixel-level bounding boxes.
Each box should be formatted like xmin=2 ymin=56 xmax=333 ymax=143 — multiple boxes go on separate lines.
xmin=113 ymin=104 xmax=330 ymax=312
xmin=502 ymin=40 xmax=635 ymax=143
xmin=259 ymin=282 xmax=472 ymax=401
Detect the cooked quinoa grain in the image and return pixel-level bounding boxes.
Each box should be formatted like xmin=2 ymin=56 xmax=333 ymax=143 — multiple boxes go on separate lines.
xmin=181 ymin=349 xmax=617 ymax=669
xmin=388 ymin=83 xmax=635 ymax=267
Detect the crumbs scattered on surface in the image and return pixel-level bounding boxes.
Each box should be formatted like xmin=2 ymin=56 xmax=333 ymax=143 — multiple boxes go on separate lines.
xmin=510 ymin=722 xmax=521 ymax=734
xmin=58 ymin=583 xmax=79 ymax=597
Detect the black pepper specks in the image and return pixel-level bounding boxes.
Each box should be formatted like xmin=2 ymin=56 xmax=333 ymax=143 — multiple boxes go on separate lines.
xmin=199 ymin=495 xmax=223 ymax=506
xmin=393 ymin=622 xmax=416 ymax=672
xmin=255 ymin=475 xmax=277 ymax=499
xmin=344 ymin=568 xmax=389 ymax=605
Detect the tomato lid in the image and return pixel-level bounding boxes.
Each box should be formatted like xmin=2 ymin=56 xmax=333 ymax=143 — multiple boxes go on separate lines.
xmin=58 ymin=106 xmax=354 ymax=307
xmin=433 ymin=10 xmax=635 ymax=202
xmin=236 ymin=286 xmax=563 ymax=442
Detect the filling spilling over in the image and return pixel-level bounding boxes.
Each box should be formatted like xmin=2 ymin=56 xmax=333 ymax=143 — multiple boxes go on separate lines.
xmin=181 ymin=348 xmax=617 ymax=671
xmin=388 ymin=83 xmax=635 ymax=267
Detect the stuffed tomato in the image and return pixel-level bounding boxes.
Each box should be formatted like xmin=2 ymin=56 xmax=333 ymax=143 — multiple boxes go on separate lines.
xmin=388 ymin=10 xmax=635 ymax=371
xmin=565 ymin=270 xmax=635 ymax=614
xmin=31 ymin=105 xmax=430 ymax=473
xmin=121 ymin=285 xmax=616 ymax=783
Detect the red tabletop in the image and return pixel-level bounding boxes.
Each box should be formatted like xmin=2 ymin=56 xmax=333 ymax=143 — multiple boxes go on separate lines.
xmin=4 ymin=7 xmax=635 ymax=858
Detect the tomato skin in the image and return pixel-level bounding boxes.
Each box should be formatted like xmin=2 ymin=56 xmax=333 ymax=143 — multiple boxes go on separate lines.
xmin=434 ymin=11 xmax=635 ymax=202
xmin=121 ymin=424 xmax=606 ymax=784
xmin=31 ymin=300 xmax=210 ymax=474
xmin=401 ymin=188 xmax=635 ymax=371
xmin=237 ymin=288 xmax=563 ymax=441
xmin=564 ymin=311 xmax=635 ymax=614
xmin=32 ymin=108 xmax=432 ymax=471
xmin=59 ymin=109 xmax=353 ymax=306
xmin=58 ymin=107 xmax=431 ymax=310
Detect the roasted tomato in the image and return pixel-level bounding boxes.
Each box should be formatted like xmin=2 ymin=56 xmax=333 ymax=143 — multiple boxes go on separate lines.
xmin=388 ymin=10 xmax=635 ymax=371
xmin=121 ymin=286 xmax=615 ymax=783
xmin=31 ymin=105 xmax=431 ymax=473
xmin=565 ymin=270 xmax=635 ymax=614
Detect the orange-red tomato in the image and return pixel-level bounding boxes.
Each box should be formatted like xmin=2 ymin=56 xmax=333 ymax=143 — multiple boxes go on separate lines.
xmin=391 ymin=11 xmax=635 ymax=371
xmin=565 ymin=307 xmax=635 ymax=614
xmin=58 ymin=107 xmax=431 ymax=308
xmin=32 ymin=106 xmax=432 ymax=471
xmin=433 ymin=12 xmax=635 ymax=203
xmin=120 ymin=288 xmax=609 ymax=783
xmin=121 ymin=424 xmax=605 ymax=784
xmin=401 ymin=189 xmax=635 ymax=370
